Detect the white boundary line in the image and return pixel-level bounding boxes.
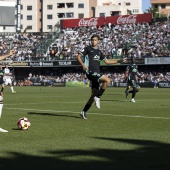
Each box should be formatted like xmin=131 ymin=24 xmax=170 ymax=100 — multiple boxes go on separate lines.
xmin=4 ymin=99 xmax=170 ymax=106
xmin=3 ymin=107 xmax=170 ymax=120
xmin=4 ymin=102 xmax=83 ymax=105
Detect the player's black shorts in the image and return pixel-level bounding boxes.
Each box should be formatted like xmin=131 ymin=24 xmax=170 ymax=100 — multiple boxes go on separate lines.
xmin=86 ymin=71 xmax=103 ymax=90
xmin=127 ymin=79 xmax=138 ymax=88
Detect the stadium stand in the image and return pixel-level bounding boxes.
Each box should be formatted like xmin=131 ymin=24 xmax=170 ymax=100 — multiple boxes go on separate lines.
xmin=0 ymin=20 xmax=170 ymax=61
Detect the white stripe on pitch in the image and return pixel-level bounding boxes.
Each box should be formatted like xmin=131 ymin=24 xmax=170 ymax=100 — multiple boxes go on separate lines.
xmin=4 ymin=102 xmax=83 ymax=105
xmin=4 ymin=99 xmax=170 ymax=106
xmin=3 ymin=107 xmax=170 ymax=120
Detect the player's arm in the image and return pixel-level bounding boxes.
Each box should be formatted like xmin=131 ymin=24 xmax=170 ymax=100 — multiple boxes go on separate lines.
xmin=104 ymin=57 xmax=127 ymax=65
xmin=0 ymin=50 xmax=15 ymax=61
xmin=125 ymin=69 xmax=129 ymax=81
xmin=77 ymin=54 xmax=88 ymax=71
xmin=77 ymin=47 xmax=88 ymax=71
xmin=137 ymin=71 xmax=144 ymax=79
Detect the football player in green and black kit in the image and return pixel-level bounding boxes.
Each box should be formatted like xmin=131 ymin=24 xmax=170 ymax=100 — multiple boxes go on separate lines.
xmin=0 ymin=63 xmax=5 ymax=97
xmin=125 ymin=56 xmax=144 ymax=103
xmin=77 ymin=34 xmax=127 ymax=119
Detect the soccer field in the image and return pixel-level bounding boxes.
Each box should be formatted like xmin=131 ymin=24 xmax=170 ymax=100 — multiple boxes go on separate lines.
xmin=0 ymin=86 xmax=170 ymax=170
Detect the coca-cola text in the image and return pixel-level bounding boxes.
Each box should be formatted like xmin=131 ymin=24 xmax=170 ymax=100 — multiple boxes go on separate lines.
xmin=78 ymin=18 xmax=98 ymax=27
xmin=117 ymin=15 xmax=137 ymax=24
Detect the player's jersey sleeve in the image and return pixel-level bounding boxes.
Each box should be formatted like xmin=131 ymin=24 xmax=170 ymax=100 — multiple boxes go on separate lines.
xmin=79 ymin=47 xmax=88 ymax=56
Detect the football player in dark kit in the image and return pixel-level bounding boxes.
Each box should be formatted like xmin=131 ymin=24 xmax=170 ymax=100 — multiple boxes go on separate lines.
xmin=0 ymin=63 xmax=5 ymax=96
xmin=125 ymin=55 xmax=144 ymax=103
xmin=77 ymin=34 xmax=126 ymax=119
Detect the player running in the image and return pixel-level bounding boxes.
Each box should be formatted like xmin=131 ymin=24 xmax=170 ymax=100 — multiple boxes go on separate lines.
xmin=77 ymin=34 xmax=126 ymax=119
xmin=125 ymin=55 xmax=144 ymax=102
xmin=4 ymin=64 xmax=16 ymax=94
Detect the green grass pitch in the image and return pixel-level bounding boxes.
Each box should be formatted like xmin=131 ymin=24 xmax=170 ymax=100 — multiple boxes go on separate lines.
xmin=0 ymin=86 xmax=170 ymax=170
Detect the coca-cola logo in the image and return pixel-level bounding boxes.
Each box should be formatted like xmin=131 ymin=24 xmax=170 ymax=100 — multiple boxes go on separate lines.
xmin=78 ymin=18 xmax=98 ymax=27
xmin=117 ymin=15 xmax=137 ymax=24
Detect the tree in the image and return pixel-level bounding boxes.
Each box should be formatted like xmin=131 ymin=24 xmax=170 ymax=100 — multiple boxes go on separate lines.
xmin=144 ymin=7 xmax=159 ymax=18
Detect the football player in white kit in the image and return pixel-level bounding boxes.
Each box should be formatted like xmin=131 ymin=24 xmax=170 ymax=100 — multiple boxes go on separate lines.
xmin=0 ymin=50 xmax=15 ymax=132
xmin=4 ymin=64 xmax=16 ymax=94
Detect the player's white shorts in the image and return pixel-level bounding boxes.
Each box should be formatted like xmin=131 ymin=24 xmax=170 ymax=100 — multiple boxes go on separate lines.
xmin=4 ymin=78 xmax=12 ymax=85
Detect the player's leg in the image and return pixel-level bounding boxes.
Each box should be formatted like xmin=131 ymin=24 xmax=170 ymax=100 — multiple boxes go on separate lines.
xmin=0 ymin=84 xmax=5 ymax=96
xmin=80 ymin=87 xmax=99 ymax=119
xmin=0 ymin=96 xmax=3 ymax=119
xmin=94 ymin=75 xmax=110 ymax=108
xmin=10 ymin=84 xmax=16 ymax=93
xmin=125 ymin=81 xmax=130 ymax=98
xmin=9 ymin=79 xmax=16 ymax=93
xmin=129 ymin=81 xmax=139 ymax=102
xmin=0 ymin=95 xmax=8 ymax=132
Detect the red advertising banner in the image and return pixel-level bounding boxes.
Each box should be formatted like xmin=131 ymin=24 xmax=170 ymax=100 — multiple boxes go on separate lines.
xmin=105 ymin=13 xmax=152 ymax=25
xmin=62 ymin=17 xmax=105 ymax=28
xmin=61 ymin=13 xmax=152 ymax=28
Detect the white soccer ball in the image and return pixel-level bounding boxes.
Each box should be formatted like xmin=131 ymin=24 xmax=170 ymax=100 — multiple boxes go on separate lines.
xmin=17 ymin=117 xmax=31 ymax=130
xmin=0 ymin=96 xmax=3 ymax=102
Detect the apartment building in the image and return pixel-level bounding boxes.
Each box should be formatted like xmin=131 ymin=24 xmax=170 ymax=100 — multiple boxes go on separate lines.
xmin=0 ymin=0 xmax=15 ymax=32
xmin=150 ymin=0 xmax=170 ymax=17
xmin=0 ymin=0 xmax=143 ymax=33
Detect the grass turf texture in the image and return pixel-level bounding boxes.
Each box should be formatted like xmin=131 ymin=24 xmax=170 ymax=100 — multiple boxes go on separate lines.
xmin=0 ymin=86 xmax=170 ymax=170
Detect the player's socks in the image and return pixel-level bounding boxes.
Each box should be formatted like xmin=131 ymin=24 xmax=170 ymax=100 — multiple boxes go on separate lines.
xmin=94 ymin=96 xmax=100 ymax=109
xmin=1 ymin=87 xmax=4 ymax=92
xmin=96 ymin=88 xmax=105 ymax=98
xmin=0 ymin=102 xmax=3 ymax=118
xmin=129 ymin=90 xmax=133 ymax=93
xmin=83 ymin=104 xmax=91 ymax=112
xmin=132 ymin=92 xmax=136 ymax=98
xmin=11 ymin=86 xmax=14 ymax=92
xmin=125 ymin=89 xmax=129 ymax=98
xmin=0 ymin=101 xmax=8 ymax=132
xmin=93 ymin=88 xmax=105 ymax=109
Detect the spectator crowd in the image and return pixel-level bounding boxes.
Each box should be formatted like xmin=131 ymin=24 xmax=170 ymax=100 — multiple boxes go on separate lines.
xmin=0 ymin=20 xmax=170 ymax=62
xmin=16 ymin=71 xmax=170 ymax=87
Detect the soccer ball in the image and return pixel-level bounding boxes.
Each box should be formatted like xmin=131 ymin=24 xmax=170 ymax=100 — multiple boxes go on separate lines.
xmin=17 ymin=117 xmax=31 ymax=130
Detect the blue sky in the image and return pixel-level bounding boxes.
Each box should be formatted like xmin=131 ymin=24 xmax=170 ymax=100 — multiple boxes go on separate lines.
xmin=142 ymin=0 xmax=151 ymax=12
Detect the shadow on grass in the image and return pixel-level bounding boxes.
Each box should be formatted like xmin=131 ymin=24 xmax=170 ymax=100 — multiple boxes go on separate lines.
xmin=27 ymin=112 xmax=80 ymax=119
xmin=1 ymin=137 xmax=170 ymax=170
